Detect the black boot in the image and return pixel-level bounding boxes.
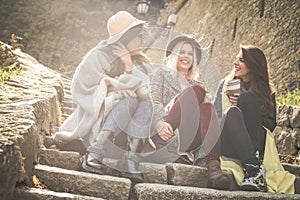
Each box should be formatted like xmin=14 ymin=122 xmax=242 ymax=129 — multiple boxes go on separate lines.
xmin=119 ymin=137 xmax=143 ymax=183
xmin=240 ymin=164 xmax=267 ymax=192
xmin=82 ymin=130 xmax=112 ymax=173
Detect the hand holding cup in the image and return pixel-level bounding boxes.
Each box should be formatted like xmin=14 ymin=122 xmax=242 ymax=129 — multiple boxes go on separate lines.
xmin=226 ymin=79 xmax=241 ymax=106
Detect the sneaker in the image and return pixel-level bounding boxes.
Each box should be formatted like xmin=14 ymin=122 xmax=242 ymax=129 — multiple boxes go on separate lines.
xmin=240 ymin=164 xmax=267 ymax=192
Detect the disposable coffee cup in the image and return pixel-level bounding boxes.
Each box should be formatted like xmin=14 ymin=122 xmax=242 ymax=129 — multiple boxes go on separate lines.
xmin=226 ymin=79 xmax=241 ymax=96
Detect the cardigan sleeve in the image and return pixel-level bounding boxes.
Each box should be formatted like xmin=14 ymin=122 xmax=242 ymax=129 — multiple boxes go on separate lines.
xmin=150 ymin=67 xmax=167 ymax=126
xmin=213 ymin=80 xmax=225 ymax=121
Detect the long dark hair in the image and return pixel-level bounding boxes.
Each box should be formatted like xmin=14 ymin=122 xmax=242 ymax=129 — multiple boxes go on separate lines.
xmin=240 ymin=45 xmax=273 ymax=115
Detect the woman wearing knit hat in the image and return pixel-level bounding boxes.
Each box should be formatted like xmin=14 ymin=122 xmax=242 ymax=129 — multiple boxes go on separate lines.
xmin=149 ymin=35 xmax=230 ymax=190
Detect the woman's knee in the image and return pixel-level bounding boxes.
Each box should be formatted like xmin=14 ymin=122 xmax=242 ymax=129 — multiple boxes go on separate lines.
xmin=189 ymin=84 xmax=206 ymax=104
xmin=119 ymin=97 xmax=139 ymax=107
xmin=136 ymin=100 xmax=153 ymax=114
xmin=199 ymin=102 xmax=213 ymax=114
xmin=225 ymin=106 xmax=243 ymax=121
xmin=112 ymin=97 xmax=139 ymax=115
xmin=138 ymin=100 xmax=152 ymax=108
xmin=238 ymin=91 xmax=259 ymax=106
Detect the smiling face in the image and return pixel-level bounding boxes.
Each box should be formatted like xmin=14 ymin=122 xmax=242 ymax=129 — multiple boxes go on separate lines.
xmin=177 ymin=42 xmax=194 ymax=73
xmin=233 ymin=50 xmax=250 ymax=82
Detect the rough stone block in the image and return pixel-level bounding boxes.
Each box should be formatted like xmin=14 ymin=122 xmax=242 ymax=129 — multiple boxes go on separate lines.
xmin=290 ymin=106 xmax=300 ymax=128
xmin=140 ymin=162 xmax=168 ymax=184
xmin=133 ymin=183 xmax=300 ymax=200
xmin=14 ymin=187 xmax=103 ymax=200
xmin=166 ymin=163 xmax=208 ymax=188
xmin=38 ymin=148 xmax=81 ymax=170
xmin=295 ymin=177 xmax=300 ymax=194
xmin=277 ymin=105 xmax=291 ymax=127
xmin=291 ymin=128 xmax=300 ymax=149
xmin=275 ymin=127 xmax=298 ymax=155
xmin=34 ymin=164 xmax=131 ymax=199
xmin=282 ymin=163 xmax=300 ymax=176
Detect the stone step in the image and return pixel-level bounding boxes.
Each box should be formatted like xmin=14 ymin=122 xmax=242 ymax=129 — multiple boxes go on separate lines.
xmin=39 ymin=148 xmax=81 ymax=170
xmin=34 ymin=164 xmax=131 ymax=199
xmin=14 ymin=186 xmax=104 ymax=200
xmin=39 ymin=148 xmax=168 ymax=184
xmin=38 ymin=148 xmax=300 ymax=193
xmin=62 ymin=94 xmax=73 ymax=101
xmin=61 ymin=100 xmax=73 ymax=108
xmin=61 ymin=113 xmax=70 ymax=120
xmin=283 ymin=163 xmax=300 ymax=176
xmin=38 ymin=148 xmax=210 ymax=187
xmin=64 ymin=89 xmax=72 ymax=96
xmin=62 ymin=107 xmax=74 ymax=115
xmin=133 ymin=183 xmax=300 ymax=200
xmin=60 ymin=76 xmax=71 ymax=85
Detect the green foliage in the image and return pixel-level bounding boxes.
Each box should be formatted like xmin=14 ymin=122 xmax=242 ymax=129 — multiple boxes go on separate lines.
xmin=0 ymin=44 xmax=21 ymax=85
xmin=276 ymin=88 xmax=300 ymax=106
xmin=0 ymin=63 xmax=21 ymax=85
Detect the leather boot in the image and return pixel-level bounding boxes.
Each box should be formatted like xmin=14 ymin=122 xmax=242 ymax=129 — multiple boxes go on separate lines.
xmin=119 ymin=137 xmax=143 ymax=183
xmin=207 ymin=159 xmax=230 ymax=190
xmin=84 ymin=130 xmax=112 ymax=170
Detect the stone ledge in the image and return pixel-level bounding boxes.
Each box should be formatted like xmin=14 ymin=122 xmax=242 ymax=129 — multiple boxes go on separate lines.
xmin=0 ymin=45 xmax=64 ymax=200
xmin=133 ymin=183 xmax=300 ymax=200
xmin=38 ymin=148 xmax=81 ymax=171
xmin=38 ymin=148 xmax=300 ymax=193
xmin=34 ymin=164 xmax=131 ymax=199
xmin=14 ymin=187 xmax=104 ymax=200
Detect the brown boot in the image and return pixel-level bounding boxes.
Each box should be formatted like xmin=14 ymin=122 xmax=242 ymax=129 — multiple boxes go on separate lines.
xmin=207 ymin=159 xmax=230 ymax=190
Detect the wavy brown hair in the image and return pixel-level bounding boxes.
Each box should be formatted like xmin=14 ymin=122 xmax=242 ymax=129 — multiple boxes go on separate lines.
xmin=240 ymin=45 xmax=273 ymax=115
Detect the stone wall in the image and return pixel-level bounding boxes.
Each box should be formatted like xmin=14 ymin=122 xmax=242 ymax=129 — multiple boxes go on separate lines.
xmin=275 ymin=105 xmax=300 ymax=156
xmin=173 ymin=0 xmax=299 ymax=94
xmin=0 ymin=45 xmax=63 ymax=200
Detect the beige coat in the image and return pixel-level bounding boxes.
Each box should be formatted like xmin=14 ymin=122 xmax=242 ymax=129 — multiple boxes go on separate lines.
xmin=54 ymin=43 xmax=152 ymax=146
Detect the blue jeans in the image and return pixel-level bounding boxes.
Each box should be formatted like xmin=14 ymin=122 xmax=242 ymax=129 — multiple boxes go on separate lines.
xmin=103 ymin=97 xmax=153 ymax=139
xmin=87 ymin=97 xmax=153 ymax=159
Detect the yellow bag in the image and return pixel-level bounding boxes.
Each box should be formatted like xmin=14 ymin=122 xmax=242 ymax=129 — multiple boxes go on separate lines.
xmin=263 ymin=128 xmax=295 ymax=194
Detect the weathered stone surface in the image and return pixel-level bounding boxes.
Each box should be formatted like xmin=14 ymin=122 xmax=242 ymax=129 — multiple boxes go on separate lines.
xmin=171 ymin=0 xmax=299 ymax=94
xmin=295 ymin=177 xmax=300 ymax=194
xmin=274 ymin=127 xmax=298 ymax=156
xmin=0 ymin=104 xmax=37 ymax=200
xmin=14 ymin=187 xmax=104 ymax=200
xmin=81 ymin=158 xmax=168 ymax=184
xmin=34 ymin=164 xmax=131 ymax=199
xmin=283 ymin=163 xmax=300 ymax=176
xmin=167 ymin=163 xmax=208 ymax=188
xmin=291 ymin=128 xmax=300 ymax=149
xmin=133 ymin=183 xmax=300 ymax=200
xmin=277 ymin=105 xmax=292 ymax=127
xmin=140 ymin=162 xmax=168 ymax=184
xmin=0 ymin=45 xmax=64 ymax=199
xmin=290 ymin=106 xmax=300 ymax=128
xmin=38 ymin=148 xmax=81 ymax=171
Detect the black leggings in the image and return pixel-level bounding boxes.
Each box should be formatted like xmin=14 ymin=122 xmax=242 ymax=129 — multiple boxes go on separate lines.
xmin=220 ymin=91 xmax=265 ymax=165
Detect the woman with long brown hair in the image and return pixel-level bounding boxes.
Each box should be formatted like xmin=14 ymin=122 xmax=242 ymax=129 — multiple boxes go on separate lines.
xmin=214 ymin=45 xmax=276 ymax=191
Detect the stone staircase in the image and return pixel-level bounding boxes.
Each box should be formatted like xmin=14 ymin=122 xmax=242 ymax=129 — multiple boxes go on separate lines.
xmin=13 ymin=76 xmax=300 ymax=200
